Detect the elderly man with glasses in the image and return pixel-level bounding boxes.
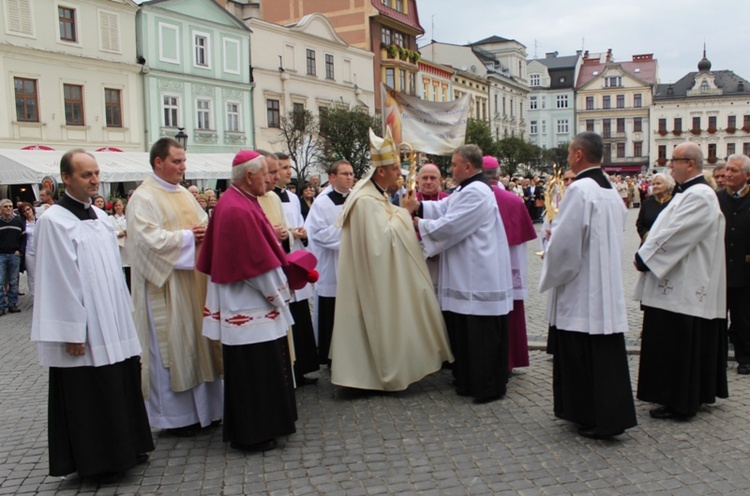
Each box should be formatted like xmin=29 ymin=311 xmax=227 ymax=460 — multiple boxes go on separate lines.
xmin=635 ymin=141 xmax=728 ymax=420
xmin=0 ymin=199 xmax=25 ymax=315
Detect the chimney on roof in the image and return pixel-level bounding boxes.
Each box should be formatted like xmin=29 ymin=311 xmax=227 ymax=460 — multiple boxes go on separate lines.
xmin=584 ymin=50 xmax=589 ymax=58
xmin=576 ymin=50 xmax=582 ymax=56
xmin=545 ymin=51 xmax=559 ymax=58
xmin=632 ymin=54 xmax=654 ymax=61
xmin=606 ymin=49 xmax=612 ymax=62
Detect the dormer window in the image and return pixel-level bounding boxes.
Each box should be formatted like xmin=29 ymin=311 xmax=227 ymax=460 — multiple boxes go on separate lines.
xmin=700 ymin=80 xmax=709 ymax=92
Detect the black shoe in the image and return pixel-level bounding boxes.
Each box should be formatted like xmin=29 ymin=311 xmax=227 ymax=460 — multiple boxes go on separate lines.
xmin=136 ymin=453 xmax=150 ymax=464
xmin=649 ymin=406 xmax=691 ymax=420
xmin=230 ymin=439 xmax=278 ymax=452
xmin=0 ymin=309 xmax=5 ymax=316
xmin=166 ymin=423 xmax=200 ymax=437
xmin=8 ymin=306 xmax=20 ymax=313
xmin=296 ymin=376 xmax=319 ymax=386
xmin=738 ymin=363 xmax=750 ymax=375
xmin=91 ymin=471 xmax=123 ymax=484
xmin=578 ymin=427 xmax=623 ymax=439
xmin=473 ymin=394 xmax=502 ymax=405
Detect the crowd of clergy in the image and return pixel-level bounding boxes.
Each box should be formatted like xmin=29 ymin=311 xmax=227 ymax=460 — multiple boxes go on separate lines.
xmin=25 ymin=128 xmax=748 ymax=482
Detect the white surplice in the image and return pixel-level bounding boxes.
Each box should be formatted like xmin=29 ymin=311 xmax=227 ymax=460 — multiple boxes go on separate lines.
xmin=278 ymin=190 xmax=313 ymax=301
xmin=203 ymin=268 xmax=293 ymax=346
xmin=634 ymin=181 xmax=726 ymax=319
xmin=539 ymin=175 xmax=628 ymax=335
xmin=31 ymin=205 xmax=141 ymax=367
xmin=418 ymin=178 xmax=514 ymax=316
xmin=304 ymin=192 xmax=345 ymax=298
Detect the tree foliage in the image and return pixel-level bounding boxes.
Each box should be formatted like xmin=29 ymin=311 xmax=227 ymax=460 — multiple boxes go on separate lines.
xmin=496 ymin=136 xmax=539 ymax=177
xmin=465 ymin=118 xmax=495 ymax=156
xmin=273 ymin=109 xmax=323 ymax=185
xmin=319 ymin=107 xmax=382 ymax=179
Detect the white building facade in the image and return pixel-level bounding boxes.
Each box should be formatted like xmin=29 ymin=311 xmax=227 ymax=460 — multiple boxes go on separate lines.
xmin=3 ymin=0 xmax=143 ymax=150
xmin=651 ymin=53 xmax=750 ymax=166
xmin=247 ymin=14 xmax=375 ymax=153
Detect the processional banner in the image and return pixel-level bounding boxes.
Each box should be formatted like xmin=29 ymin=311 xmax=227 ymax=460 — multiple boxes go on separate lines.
xmin=381 ymin=84 xmax=470 ymax=155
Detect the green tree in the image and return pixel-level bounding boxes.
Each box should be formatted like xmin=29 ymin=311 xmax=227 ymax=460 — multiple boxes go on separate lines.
xmin=496 ymin=136 xmax=538 ymax=177
xmin=319 ymin=107 xmax=382 ymax=179
xmin=274 ymin=109 xmax=323 ymax=185
xmin=542 ymin=142 xmax=570 ymax=174
xmin=464 ymin=118 xmax=495 ymax=156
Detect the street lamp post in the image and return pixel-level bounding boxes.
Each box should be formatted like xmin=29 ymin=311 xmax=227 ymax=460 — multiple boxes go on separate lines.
xmin=175 ymin=127 xmax=188 ymax=150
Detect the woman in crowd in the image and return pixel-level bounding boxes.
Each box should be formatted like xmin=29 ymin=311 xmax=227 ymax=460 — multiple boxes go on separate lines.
xmin=196 ymin=194 xmax=208 ymax=211
xmin=19 ymin=202 xmax=36 ymax=296
xmin=635 ymin=172 xmax=675 ymax=243
xmin=110 ymin=198 xmax=131 ymax=290
xmin=299 ymin=183 xmax=315 ymax=220
xmin=92 ymin=195 xmax=106 ymax=211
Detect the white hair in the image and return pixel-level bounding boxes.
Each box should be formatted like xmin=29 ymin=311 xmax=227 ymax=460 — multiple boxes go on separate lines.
xmin=727 ymin=154 xmax=750 ymax=174
xmin=0 ymin=199 xmax=12 ymax=207
xmin=653 ymin=172 xmax=675 ymax=193
xmin=231 ymin=156 xmax=265 ymax=185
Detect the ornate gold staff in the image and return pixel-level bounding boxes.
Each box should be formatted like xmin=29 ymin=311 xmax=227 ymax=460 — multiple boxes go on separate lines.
xmin=397 ymin=142 xmax=418 ymax=206
xmin=543 ymin=165 xmax=566 ymax=223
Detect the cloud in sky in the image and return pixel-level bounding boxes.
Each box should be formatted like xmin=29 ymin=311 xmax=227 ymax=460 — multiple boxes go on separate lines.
xmin=417 ymin=0 xmax=750 ymax=83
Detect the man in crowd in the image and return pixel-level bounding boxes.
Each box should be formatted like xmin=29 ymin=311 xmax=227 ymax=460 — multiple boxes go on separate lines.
xmin=635 ymin=141 xmax=728 ymax=419
xmin=32 ymin=149 xmax=153 ymax=482
xmin=198 ymin=150 xmax=296 ymax=452
xmin=713 ymin=163 xmax=727 ymax=190
xmin=330 ymin=130 xmax=453 ymax=391
xmin=416 ymin=163 xmax=449 ymax=288
xmin=127 ymin=138 xmax=223 ymax=436
xmin=407 ymin=144 xmax=513 ymax=404
xmin=718 ymin=154 xmax=750 ymax=374
xmin=273 ymin=152 xmax=319 ymax=385
xmin=304 ymin=160 xmax=353 ymax=365
xmin=539 ymin=132 xmax=636 ymax=439
xmin=416 ymin=163 xmax=448 ymax=202
xmin=483 ymin=156 xmax=537 ymax=372
xmin=188 ymin=185 xmax=200 ymax=198
xmin=36 ymin=188 xmax=55 ymax=216
xmin=0 ymin=198 xmax=24 ymax=315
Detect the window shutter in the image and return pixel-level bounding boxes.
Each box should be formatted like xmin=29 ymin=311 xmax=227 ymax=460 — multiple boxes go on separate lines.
xmin=99 ymin=10 xmax=120 ymax=53
xmin=8 ymin=0 xmax=33 ymax=35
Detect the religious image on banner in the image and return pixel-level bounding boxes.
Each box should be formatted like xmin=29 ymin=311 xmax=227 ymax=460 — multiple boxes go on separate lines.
xmin=381 ymin=84 xmax=471 ymax=155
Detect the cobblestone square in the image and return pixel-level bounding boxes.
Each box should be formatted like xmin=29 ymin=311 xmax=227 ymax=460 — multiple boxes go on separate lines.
xmin=1 ymin=209 xmax=748 ymax=495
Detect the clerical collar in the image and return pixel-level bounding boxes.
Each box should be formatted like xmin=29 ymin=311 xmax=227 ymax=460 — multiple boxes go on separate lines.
xmin=58 ymin=192 xmax=97 ymax=221
xmin=575 ymin=167 xmax=612 ymax=189
xmin=231 ymin=184 xmax=259 ymax=201
xmin=151 ymin=173 xmax=180 ymax=192
xmin=328 ymin=189 xmax=348 ymax=206
xmin=273 ymin=185 xmax=290 ymax=202
xmin=370 ymin=178 xmax=387 ymax=195
xmin=65 ymin=190 xmax=92 ymax=208
xmin=457 ymin=171 xmax=488 ymax=191
xmin=674 ymin=174 xmax=707 ymax=194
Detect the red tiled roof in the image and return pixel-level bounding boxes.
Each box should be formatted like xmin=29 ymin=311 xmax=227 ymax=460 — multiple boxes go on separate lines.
xmin=577 ymin=55 xmax=658 ymax=88
xmin=371 ymin=0 xmax=424 ymax=34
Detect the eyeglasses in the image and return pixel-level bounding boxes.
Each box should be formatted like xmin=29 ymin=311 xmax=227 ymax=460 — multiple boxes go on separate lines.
xmin=669 ymin=157 xmax=692 ymax=163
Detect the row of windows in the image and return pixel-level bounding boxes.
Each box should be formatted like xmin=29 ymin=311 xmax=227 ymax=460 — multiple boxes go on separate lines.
xmin=14 ymin=77 xmax=122 ymax=127
xmin=13 ymin=76 xmax=243 ymax=132
xmin=385 ymin=68 xmax=416 ymax=95
xmin=599 ymin=142 xmax=643 ymax=159
xmin=528 ymin=73 xmax=568 ymax=87
xmin=157 ymin=23 xmax=242 ymax=74
xmin=529 ymin=119 xmax=569 ymax=135
xmin=585 ymin=93 xmax=643 ymax=110
xmin=304 ymin=49 xmax=335 ymax=79
xmin=658 ymin=115 xmax=750 ymax=132
xmin=585 ymin=117 xmax=644 ymax=134
xmin=381 ymin=27 xmax=406 ymax=47
xmin=380 ymin=0 xmax=405 ymax=13
xmin=162 ymin=95 xmax=242 ymax=132
xmin=658 ymin=143 xmax=750 ymax=159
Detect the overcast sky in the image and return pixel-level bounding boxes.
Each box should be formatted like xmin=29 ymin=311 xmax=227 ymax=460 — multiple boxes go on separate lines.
xmin=416 ymin=0 xmax=750 ymax=83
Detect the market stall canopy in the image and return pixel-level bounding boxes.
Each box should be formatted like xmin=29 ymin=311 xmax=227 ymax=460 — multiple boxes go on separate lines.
xmin=0 ymin=150 xmax=236 ymax=185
